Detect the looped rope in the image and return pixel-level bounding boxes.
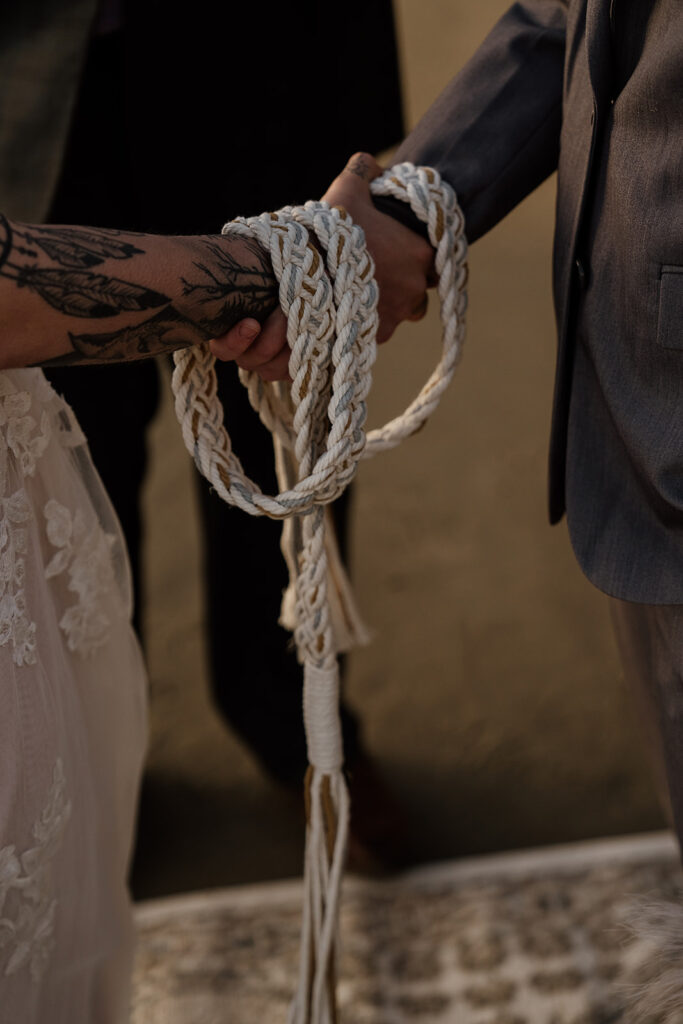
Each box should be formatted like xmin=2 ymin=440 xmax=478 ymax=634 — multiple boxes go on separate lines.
xmin=172 ymin=164 xmax=467 ymax=519
xmin=171 ymin=162 xmax=467 ymax=1024
xmin=366 ymin=164 xmax=467 ymax=454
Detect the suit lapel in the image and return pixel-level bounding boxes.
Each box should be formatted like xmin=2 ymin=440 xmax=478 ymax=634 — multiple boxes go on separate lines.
xmin=586 ymin=0 xmax=614 ymax=105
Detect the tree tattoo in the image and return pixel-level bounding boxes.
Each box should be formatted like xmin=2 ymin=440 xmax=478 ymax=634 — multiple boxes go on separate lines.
xmin=0 ymin=214 xmax=278 ymax=366
xmin=180 ymin=237 xmax=277 ymax=337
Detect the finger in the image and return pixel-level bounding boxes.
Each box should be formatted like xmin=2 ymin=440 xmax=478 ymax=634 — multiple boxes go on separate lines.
xmin=255 ymin=346 xmax=292 ymax=382
xmin=210 ymin=318 xmax=261 ymax=361
xmin=376 ymin=315 xmax=400 ymax=345
xmin=406 ymin=294 xmax=429 ymax=322
xmin=234 ymin=309 xmax=289 ymax=371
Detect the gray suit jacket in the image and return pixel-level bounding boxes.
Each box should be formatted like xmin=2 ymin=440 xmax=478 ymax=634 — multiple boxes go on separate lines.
xmin=396 ymin=0 xmax=683 ymax=604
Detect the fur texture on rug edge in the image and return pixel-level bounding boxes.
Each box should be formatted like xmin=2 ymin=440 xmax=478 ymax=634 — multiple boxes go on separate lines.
xmin=621 ymin=898 xmax=683 ymax=1022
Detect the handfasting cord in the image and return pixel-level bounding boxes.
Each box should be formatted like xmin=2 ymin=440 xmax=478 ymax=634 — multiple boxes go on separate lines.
xmin=171 ymin=163 xmax=467 ymax=1024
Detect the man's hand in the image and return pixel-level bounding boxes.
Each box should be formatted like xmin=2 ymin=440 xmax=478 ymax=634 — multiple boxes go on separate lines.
xmin=210 ymin=152 xmax=435 ymax=381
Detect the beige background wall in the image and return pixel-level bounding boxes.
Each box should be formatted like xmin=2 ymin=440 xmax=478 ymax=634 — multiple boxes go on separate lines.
xmin=133 ymin=1 xmax=663 ymax=899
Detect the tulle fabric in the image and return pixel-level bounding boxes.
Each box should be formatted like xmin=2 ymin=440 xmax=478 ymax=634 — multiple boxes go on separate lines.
xmin=0 ymin=369 xmax=147 ymax=1024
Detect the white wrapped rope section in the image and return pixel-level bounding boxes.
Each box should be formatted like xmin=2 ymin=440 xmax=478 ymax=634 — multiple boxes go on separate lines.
xmin=171 ymin=163 xmax=467 ymax=1024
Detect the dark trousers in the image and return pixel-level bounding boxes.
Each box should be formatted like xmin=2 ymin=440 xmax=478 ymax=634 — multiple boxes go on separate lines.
xmin=44 ymin=29 xmax=363 ymax=783
xmin=610 ymin=598 xmax=683 ymax=851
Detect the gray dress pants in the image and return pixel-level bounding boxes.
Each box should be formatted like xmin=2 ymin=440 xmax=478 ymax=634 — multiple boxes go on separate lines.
xmin=610 ymin=599 xmax=683 ymax=852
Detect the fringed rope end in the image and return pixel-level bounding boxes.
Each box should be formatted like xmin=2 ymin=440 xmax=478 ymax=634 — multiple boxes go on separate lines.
xmin=289 ymin=663 xmax=350 ymax=1024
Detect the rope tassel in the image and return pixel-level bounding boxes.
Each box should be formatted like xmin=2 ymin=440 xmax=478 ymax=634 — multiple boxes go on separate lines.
xmin=171 ymin=163 xmax=468 ymax=1023
xmin=290 ymin=662 xmax=349 ymax=1024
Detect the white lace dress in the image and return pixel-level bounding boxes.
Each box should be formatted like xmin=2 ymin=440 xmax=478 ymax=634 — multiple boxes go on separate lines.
xmin=0 ymin=369 xmax=148 ymax=1024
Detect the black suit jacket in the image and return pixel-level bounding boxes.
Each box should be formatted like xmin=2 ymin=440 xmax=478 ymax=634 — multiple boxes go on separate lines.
xmin=396 ymin=0 xmax=683 ymax=603
xmin=122 ymin=0 xmax=403 ymax=232
xmin=0 ymin=0 xmax=402 ymax=228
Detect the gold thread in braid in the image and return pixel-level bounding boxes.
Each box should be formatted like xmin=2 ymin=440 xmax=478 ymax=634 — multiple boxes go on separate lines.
xmin=435 ymin=205 xmax=445 ymax=243
xmin=191 ymin=409 xmax=201 ymax=441
xmin=217 ymin=464 xmax=231 ymax=491
xmin=179 ymin=354 xmax=196 ymax=387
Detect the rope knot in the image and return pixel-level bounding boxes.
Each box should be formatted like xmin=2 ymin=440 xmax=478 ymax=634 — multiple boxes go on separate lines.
xmin=304 ymin=664 xmax=343 ymax=773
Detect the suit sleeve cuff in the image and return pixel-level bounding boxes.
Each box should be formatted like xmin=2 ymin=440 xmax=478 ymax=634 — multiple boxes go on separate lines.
xmin=370 ymin=195 xmax=432 ymax=244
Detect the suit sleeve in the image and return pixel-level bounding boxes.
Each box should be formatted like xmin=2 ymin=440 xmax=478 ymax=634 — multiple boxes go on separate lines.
xmin=388 ymin=1 xmax=568 ymax=243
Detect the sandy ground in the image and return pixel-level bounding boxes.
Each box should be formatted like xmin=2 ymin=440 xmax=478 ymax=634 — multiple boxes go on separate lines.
xmin=131 ymin=0 xmax=664 ymax=900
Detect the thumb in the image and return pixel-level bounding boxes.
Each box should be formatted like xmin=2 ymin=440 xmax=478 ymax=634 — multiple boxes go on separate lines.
xmin=339 ymin=152 xmax=384 ymax=185
xmin=322 ymin=152 xmax=384 ymax=207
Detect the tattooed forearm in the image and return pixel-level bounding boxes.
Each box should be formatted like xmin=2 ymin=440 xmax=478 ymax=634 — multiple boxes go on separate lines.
xmin=9 ymin=268 xmax=170 ymax=319
xmin=12 ymin=225 xmax=145 ymax=269
xmin=39 ymin=308 xmax=197 ymax=366
xmin=1 ymin=217 xmax=168 ymax=322
xmin=41 ymin=293 xmax=278 ymax=368
xmin=0 ymin=214 xmax=278 ymax=367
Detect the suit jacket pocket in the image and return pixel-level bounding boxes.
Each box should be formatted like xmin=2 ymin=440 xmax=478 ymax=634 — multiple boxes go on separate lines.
xmin=657 ymin=267 xmax=683 ymax=350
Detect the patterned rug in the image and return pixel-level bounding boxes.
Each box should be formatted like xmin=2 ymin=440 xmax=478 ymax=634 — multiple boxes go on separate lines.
xmin=132 ymin=832 xmax=683 ymax=1023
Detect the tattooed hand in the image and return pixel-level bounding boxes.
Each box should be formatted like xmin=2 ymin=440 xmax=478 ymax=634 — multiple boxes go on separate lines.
xmin=0 ymin=214 xmax=277 ymax=368
xmin=211 ymin=151 xmax=435 ymax=381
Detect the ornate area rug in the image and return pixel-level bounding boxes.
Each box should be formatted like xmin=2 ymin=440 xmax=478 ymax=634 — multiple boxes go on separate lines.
xmin=132 ymin=832 xmax=683 ymax=1023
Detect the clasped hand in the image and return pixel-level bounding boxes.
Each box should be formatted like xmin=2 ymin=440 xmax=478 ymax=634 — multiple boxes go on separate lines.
xmin=210 ymin=153 xmax=435 ymax=381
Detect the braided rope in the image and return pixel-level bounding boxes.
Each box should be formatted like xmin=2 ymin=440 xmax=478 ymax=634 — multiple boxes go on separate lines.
xmin=171 ymin=162 xmax=467 ymax=1024
xmin=366 ymin=165 xmax=467 ymax=454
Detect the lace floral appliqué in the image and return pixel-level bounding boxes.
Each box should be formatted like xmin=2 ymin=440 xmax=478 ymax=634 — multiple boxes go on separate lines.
xmin=0 ymin=491 xmax=36 ymax=666
xmin=0 ymin=379 xmax=50 ymax=667
xmin=0 ymin=759 xmax=71 ymax=981
xmin=0 ymin=380 xmax=51 ymax=482
xmin=44 ymin=500 xmax=116 ymax=657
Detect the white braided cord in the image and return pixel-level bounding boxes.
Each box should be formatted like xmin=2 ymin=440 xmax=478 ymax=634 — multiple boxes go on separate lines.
xmin=172 ymin=163 xmax=467 ymax=519
xmin=365 ymin=164 xmax=467 ymax=454
xmin=170 ymin=162 xmax=467 ymax=1024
